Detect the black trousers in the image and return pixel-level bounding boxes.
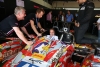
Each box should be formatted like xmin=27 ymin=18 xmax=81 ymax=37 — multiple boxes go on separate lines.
xmin=66 ymin=22 xmax=74 ymax=30
xmin=74 ymin=23 xmax=95 ymax=44
xmin=46 ymin=20 xmax=53 ymax=29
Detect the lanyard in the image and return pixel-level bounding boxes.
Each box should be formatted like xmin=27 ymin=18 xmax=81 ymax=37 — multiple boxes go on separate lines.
xmin=35 ymin=15 xmax=38 ymax=28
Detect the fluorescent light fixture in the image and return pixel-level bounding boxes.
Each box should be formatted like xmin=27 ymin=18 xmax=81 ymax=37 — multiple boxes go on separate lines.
xmin=54 ymin=8 xmax=100 ymax=10
xmin=0 ymin=0 xmax=4 ymax=2
xmin=64 ymin=8 xmax=100 ymax=10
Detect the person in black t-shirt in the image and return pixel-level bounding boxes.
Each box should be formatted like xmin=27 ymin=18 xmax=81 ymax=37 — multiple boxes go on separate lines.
xmin=0 ymin=6 xmax=33 ymax=45
xmin=57 ymin=11 xmax=62 ymax=21
xmin=20 ymin=8 xmax=45 ymax=38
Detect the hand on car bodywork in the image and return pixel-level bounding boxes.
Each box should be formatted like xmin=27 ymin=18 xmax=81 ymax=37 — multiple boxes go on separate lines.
xmin=26 ymin=41 xmax=33 ymax=45
xmin=40 ymin=28 xmax=46 ymax=32
xmin=28 ymin=34 xmax=34 ymax=38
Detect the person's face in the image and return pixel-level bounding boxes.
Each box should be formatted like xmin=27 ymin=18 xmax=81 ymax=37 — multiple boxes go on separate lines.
xmin=18 ymin=9 xmax=26 ymax=20
xmin=50 ymin=11 xmax=52 ymax=14
xmin=67 ymin=11 xmax=70 ymax=14
xmin=59 ymin=11 xmax=62 ymax=15
xmin=77 ymin=0 xmax=84 ymax=4
xmin=50 ymin=30 xmax=55 ymax=36
xmin=37 ymin=11 xmax=44 ymax=18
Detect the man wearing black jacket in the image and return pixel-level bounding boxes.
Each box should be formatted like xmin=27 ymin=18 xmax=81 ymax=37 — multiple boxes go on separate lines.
xmin=74 ymin=0 xmax=96 ymax=44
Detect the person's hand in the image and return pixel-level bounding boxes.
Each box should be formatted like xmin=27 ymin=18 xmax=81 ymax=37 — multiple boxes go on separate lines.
xmin=28 ymin=34 xmax=34 ymax=38
xmin=75 ymin=21 xmax=77 ymax=26
xmin=40 ymin=28 xmax=46 ymax=33
xmin=97 ymin=23 xmax=100 ymax=30
xmin=76 ymin=23 xmax=80 ymax=27
xmin=37 ymin=33 xmax=42 ymax=36
xmin=75 ymin=22 xmax=80 ymax=27
xmin=26 ymin=41 xmax=33 ymax=45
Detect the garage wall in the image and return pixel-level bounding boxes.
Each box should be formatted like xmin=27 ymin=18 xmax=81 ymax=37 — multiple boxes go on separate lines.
xmin=30 ymin=0 xmax=52 ymax=9
xmin=0 ymin=2 xmax=5 ymax=21
xmin=4 ymin=0 xmax=16 ymax=17
xmin=0 ymin=0 xmax=50 ymax=17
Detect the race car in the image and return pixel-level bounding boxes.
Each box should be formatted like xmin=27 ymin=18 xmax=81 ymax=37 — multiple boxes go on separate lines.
xmin=2 ymin=24 xmax=76 ymax=67
xmin=3 ymin=35 xmax=74 ymax=67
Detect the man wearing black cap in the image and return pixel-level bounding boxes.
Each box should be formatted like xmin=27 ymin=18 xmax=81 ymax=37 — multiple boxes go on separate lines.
xmin=74 ymin=0 xmax=96 ymax=44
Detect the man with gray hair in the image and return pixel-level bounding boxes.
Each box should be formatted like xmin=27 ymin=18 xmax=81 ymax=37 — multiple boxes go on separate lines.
xmin=0 ymin=6 xmax=33 ymax=45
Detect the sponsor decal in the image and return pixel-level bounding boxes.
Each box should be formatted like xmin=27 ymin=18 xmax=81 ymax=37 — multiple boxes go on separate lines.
xmin=0 ymin=46 xmax=22 ymax=61
xmin=21 ymin=56 xmax=50 ymax=67
xmin=80 ymin=6 xmax=85 ymax=10
xmin=49 ymin=45 xmax=66 ymax=63
xmin=32 ymin=53 xmax=45 ymax=60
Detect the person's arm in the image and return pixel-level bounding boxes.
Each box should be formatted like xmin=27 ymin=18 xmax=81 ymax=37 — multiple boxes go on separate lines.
xmin=97 ymin=18 xmax=100 ymax=30
xmin=13 ymin=27 xmax=32 ymax=45
xmin=8 ymin=18 xmax=33 ymax=45
xmin=19 ymin=20 xmax=33 ymax=38
xmin=72 ymin=14 xmax=74 ymax=22
xmin=38 ymin=22 xmax=45 ymax=32
xmin=74 ymin=20 xmax=79 ymax=27
xmin=79 ymin=3 xmax=94 ymax=25
xmin=30 ymin=20 xmax=40 ymax=35
xmin=38 ymin=22 xmax=42 ymax=29
xmin=21 ymin=27 xmax=30 ymax=37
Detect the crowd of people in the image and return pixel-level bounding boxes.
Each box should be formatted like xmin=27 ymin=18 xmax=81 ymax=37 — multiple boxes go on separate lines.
xmin=0 ymin=0 xmax=100 ymax=46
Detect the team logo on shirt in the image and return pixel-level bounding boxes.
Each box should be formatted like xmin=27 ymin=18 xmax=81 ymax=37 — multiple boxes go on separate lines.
xmin=80 ymin=6 xmax=85 ymax=10
xmin=25 ymin=22 xmax=30 ymax=27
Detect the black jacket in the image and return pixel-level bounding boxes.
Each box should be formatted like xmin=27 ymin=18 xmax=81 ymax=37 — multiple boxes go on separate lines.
xmin=77 ymin=1 xmax=95 ymax=26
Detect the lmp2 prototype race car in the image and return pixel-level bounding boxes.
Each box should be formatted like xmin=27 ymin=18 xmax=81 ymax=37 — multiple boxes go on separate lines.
xmin=2 ymin=33 xmax=75 ymax=67
xmin=2 ymin=34 xmax=98 ymax=67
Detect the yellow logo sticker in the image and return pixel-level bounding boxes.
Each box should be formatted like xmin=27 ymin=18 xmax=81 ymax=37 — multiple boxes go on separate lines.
xmin=31 ymin=53 xmax=45 ymax=60
xmin=0 ymin=45 xmax=3 ymax=49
